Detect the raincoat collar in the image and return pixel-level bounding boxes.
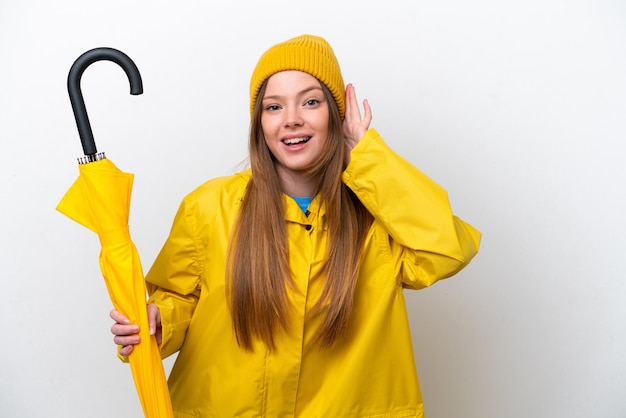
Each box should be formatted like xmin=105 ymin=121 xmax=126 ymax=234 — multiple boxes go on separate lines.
xmin=283 ymin=193 xmax=327 ymax=230
xmin=240 ymin=169 xmax=327 ymax=229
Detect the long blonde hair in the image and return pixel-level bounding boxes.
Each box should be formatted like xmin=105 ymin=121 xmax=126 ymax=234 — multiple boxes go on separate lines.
xmin=227 ymin=80 xmax=372 ymax=351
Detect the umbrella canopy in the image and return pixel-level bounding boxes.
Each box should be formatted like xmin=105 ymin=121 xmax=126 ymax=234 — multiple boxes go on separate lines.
xmin=57 ymin=47 xmax=174 ymax=417
xmin=57 ymin=158 xmax=174 ymax=418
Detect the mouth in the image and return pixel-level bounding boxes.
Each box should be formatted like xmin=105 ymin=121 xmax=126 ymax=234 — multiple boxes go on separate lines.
xmin=282 ymin=136 xmax=311 ymax=146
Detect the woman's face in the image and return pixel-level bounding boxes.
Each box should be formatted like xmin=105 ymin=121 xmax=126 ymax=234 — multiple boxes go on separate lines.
xmin=260 ymin=70 xmax=330 ymax=183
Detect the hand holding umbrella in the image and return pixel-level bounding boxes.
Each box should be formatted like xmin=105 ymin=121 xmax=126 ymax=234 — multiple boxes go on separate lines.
xmin=57 ymin=47 xmax=174 ymax=418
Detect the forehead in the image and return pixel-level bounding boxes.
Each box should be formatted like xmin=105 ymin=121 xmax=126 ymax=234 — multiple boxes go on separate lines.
xmin=263 ymin=71 xmax=321 ymax=96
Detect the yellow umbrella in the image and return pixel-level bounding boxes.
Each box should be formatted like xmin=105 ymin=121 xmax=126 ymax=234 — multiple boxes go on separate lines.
xmin=57 ymin=48 xmax=174 ymax=418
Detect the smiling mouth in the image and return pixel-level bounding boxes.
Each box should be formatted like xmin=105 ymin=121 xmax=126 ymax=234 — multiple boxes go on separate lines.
xmin=283 ymin=136 xmax=311 ymax=146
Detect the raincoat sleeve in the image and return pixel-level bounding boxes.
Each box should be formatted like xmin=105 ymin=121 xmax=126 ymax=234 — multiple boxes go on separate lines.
xmin=342 ymin=128 xmax=481 ymax=289
xmin=145 ymin=197 xmax=203 ymax=359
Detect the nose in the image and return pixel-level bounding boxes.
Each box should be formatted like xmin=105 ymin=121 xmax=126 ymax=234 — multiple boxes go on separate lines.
xmin=284 ymin=106 xmax=303 ymax=128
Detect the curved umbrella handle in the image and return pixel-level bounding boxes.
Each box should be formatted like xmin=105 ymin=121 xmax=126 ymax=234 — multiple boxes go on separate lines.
xmin=67 ymin=47 xmax=143 ymax=156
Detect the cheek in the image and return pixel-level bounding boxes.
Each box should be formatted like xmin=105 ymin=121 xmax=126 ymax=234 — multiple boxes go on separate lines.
xmin=260 ymin=117 xmax=278 ymax=138
xmin=317 ymin=114 xmax=330 ymax=135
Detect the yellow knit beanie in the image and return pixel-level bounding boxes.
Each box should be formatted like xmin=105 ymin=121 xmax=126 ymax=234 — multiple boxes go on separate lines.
xmin=249 ymin=34 xmax=345 ymax=119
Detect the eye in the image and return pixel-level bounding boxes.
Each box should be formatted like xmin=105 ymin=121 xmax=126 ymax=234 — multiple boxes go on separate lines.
xmin=304 ymin=99 xmax=320 ymax=107
xmin=265 ymin=104 xmax=281 ymax=112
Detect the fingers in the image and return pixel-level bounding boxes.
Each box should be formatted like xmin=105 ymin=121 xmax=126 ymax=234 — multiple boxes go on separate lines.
xmin=112 ymin=332 xmax=140 ymax=356
xmin=147 ymin=303 xmax=163 ymax=345
xmin=147 ymin=303 xmax=161 ymax=336
xmin=344 ymin=83 xmax=360 ymax=121
xmin=109 ymin=308 xmax=130 ymax=325
xmin=119 ymin=344 xmax=134 ymax=357
xmin=110 ymin=305 xmax=162 ymax=353
xmin=347 ymin=84 xmax=372 ymax=125
xmin=361 ymin=98 xmax=372 ymax=126
xmin=110 ymin=308 xmax=140 ymax=353
xmin=110 ymin=309 xmax=138 ymax=336
xmin=343 ymin=84 xmax=371 ymax=148
xmin=111 ymin=323 xmax=140 ymax=343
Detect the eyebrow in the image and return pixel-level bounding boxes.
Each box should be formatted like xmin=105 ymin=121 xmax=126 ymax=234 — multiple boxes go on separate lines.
xmin=262 ymin=85 xmax=324 ymax=102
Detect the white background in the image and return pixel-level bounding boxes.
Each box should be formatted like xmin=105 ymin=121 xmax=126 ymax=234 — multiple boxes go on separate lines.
xmin=1 ymin=1 xmax=625 ymax=417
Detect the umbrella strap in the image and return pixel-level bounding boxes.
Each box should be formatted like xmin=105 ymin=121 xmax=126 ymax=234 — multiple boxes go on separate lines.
xmin=100 ymin=226 xmax=131 ymax=247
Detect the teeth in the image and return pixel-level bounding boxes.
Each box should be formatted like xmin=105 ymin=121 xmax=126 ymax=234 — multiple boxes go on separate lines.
xmin=283 ymin=137 xmax=309 ymax=145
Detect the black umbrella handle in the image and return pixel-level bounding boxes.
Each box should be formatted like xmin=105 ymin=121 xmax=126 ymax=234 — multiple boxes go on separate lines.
xmin=67 ymin=47 xmax=143 ymax=157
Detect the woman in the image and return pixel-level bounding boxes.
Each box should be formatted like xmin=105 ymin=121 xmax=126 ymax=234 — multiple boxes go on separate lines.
xmin=112 ymin=34 xmax=481 ymax=417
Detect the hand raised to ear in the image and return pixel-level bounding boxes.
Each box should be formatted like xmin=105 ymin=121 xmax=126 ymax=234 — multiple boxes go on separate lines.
xmin=343 ymin=83 xmax=372 ymax=166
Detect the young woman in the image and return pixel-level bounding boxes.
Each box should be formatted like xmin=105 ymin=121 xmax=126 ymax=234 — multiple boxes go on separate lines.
xmin=111 ymin=34 xmax=481 ymax=417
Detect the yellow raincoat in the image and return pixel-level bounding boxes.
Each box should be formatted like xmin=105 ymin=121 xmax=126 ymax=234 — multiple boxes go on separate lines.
xmin=145 ymin=129 xmax=481 ymax=417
